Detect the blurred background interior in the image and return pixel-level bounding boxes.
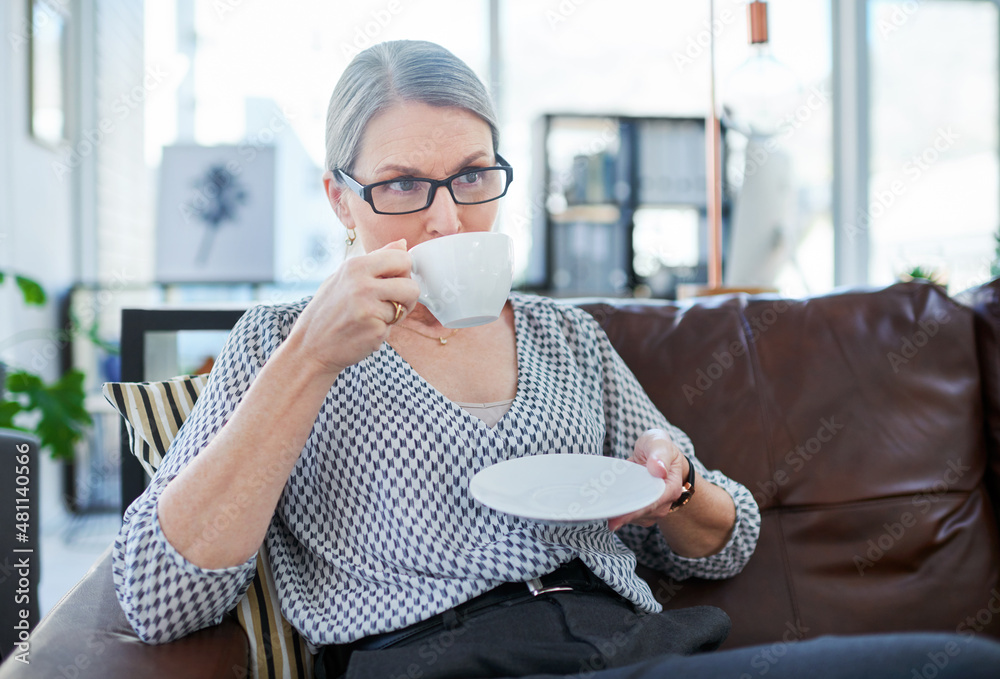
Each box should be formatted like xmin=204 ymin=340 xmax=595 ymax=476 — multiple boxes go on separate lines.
xmin=0 ymin=0 xmax=997 ymax=618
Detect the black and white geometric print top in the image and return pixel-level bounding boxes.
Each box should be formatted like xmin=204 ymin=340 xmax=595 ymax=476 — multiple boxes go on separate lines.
xmin=112 ymin=292 xmax=761 ymax=648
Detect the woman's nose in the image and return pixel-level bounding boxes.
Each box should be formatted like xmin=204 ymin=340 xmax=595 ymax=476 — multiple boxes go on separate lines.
xmin=423 ymin=184 xmax=462 ymax=236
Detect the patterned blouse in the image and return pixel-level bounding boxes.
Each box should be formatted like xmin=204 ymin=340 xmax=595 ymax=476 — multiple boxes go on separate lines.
xmin=112 ymin=292 xmax=761 ymax=648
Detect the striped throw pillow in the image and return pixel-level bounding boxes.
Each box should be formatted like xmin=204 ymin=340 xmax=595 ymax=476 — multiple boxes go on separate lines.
xmin=103 ymin=374 xmax=208 ymax=478
xmin=103 ymin=376 xmax=314 ymax=679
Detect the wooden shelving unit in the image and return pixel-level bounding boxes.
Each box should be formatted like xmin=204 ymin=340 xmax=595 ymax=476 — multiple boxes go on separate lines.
xmin=525 ymin=114 xmax=729 ymax=298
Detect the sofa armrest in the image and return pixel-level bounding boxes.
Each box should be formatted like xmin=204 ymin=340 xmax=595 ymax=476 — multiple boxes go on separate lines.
xmin=955 ymin=277 xmax=1000 ymax=530
xmin=0 ymin=546 xmax=249 ymax=679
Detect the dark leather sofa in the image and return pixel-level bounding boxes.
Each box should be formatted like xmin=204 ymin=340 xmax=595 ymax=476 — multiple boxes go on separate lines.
xmin=2 ymin=278 xmax=998 ymax=678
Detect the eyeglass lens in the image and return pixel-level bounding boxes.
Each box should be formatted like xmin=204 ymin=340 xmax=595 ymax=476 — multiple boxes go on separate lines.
xmin=370 ymin=169 xmax=508 ymax=213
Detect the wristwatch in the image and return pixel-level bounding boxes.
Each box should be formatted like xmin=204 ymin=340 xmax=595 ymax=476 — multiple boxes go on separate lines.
xmin=668 ymin=456 xmax=696 ymax=512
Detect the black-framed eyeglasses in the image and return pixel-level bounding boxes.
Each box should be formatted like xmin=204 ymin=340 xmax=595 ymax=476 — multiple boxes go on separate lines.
xmin=336 ymin=154 xmax=513 ymax=215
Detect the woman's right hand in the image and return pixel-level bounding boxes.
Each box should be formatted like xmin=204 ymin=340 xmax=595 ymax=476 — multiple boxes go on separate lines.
xmin=289 ymin=238 xmax=420 ymax=378
xmin=155 ymin=245 xmax=418 ymax=571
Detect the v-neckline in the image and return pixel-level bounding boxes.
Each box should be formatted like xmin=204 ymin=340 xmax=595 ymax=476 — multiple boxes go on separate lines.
xmin=382 ymin=294 xmax=526 ymax=431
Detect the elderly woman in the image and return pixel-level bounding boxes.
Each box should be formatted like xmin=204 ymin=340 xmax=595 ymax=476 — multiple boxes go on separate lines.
xmin=114 ymin=41 xmax=1000 ymax=679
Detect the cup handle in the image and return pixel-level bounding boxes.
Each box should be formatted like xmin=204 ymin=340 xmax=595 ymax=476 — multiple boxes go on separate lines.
xmin=410 ymin=264 xmax=437 ymax=313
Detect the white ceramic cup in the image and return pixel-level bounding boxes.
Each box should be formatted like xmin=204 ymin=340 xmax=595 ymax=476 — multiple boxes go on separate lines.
xmin=408 ymin=232 xmax=514 ymax=328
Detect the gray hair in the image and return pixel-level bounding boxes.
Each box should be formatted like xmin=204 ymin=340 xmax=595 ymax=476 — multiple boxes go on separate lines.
xmin=324 ymin=40 xmax=500 ymax=175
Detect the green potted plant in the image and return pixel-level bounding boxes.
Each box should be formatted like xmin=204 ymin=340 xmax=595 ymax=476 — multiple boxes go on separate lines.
xmin=899 ymin=265 xmax=944 ymax=286
xmin=0 ymin=271 xmax=91 ymax=462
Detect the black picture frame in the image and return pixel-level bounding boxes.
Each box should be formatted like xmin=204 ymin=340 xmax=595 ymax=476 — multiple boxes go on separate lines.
xmin=118 ymin=307 xmax=248 ymax=514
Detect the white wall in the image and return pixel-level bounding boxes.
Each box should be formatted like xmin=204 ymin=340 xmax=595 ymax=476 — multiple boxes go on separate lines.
xmin=1 ymin=0 xmax=85 ymax=615
xmin=1 ymin=0 xmax=76 ymax=380
xmin=94 ymin=1 xmax=151 ymax=286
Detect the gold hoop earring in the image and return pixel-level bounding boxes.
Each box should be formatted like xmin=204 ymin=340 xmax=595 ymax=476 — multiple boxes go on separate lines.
xmin=345 ymin=228 xmax=357 ymax=246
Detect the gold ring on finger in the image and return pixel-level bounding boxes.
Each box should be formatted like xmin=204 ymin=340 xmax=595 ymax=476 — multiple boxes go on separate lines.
xmin=390 ymin=301 xmax=404 ymax=325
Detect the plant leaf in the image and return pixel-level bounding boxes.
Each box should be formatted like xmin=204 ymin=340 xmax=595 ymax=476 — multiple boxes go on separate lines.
xmin=6 ymin=369 xmax=91 ymax=460
xmin=0 ymin=399 xmax=24 ymax=429
xmin=903 ymin=266 xmax=941 ymax=285
xmin=14 ymin=276 xmax=46 ymax=306
xmin=6 ymin=371 xmax=43 ymax=393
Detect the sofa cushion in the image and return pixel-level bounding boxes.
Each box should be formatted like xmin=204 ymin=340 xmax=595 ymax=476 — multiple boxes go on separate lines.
xmin=583 ymin=280 xmax=1000 ymax=648
xmin=103 ymin=377 xmax=313 ymax=679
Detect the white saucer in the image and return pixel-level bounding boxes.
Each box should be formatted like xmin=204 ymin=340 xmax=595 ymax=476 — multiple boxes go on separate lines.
xmin=469 ymin=454 xmax=666 ymax=524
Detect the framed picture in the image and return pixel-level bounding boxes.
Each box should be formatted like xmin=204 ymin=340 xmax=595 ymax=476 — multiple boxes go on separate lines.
xmin=29 ymin=0 xmax=70 ymax=147
xmin=155 ymin=144 xmax=277 ymax=283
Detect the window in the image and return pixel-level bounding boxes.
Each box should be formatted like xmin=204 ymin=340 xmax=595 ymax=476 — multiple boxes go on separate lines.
xmin=867 ymin=0 xmax=998 ymax=292
xmin=500 ymin=0 xmax=833 ymax=295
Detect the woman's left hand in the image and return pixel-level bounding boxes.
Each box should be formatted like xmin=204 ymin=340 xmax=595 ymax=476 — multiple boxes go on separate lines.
xmin=607 ymin=429 xmax=691 ymax=532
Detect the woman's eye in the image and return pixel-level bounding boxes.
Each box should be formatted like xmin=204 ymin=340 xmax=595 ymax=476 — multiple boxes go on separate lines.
xmin=457 ymin=172 xmax=480 ymax=185
xmin=388 ymin=179 xmax=417 ymax=192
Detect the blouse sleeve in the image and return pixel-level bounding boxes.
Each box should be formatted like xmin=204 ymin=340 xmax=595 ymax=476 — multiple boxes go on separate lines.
xmin=111 ymin=303 xmax=290 ymax=644
xmin=572 ymin=308 xmax=761 ymax=581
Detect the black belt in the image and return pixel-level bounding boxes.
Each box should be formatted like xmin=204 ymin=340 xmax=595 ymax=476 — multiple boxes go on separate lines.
xmin=349 ymin=559 xmax=617 ymax=653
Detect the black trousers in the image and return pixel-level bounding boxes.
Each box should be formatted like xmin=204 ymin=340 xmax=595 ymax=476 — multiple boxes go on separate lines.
xmin=316 ymin=589 xmax=1000 ymax=679
xmin=319 ymin=588 xmax=724 ymax=679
